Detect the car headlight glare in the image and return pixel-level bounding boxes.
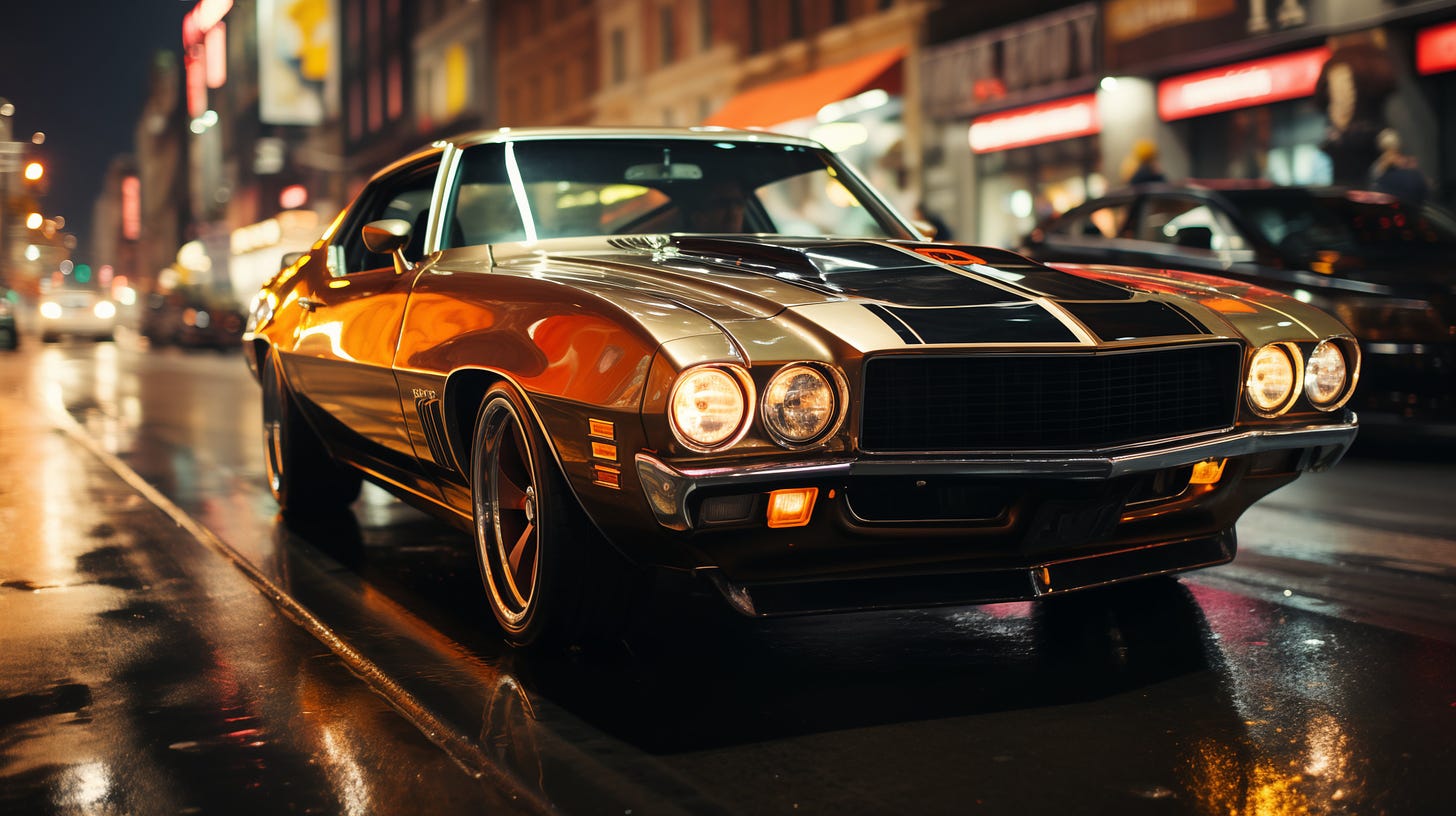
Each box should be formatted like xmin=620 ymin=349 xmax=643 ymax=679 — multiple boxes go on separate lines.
xmin=40 ymin=301 xmax=62 ymax=320
xmin=670 ymin=366 xmax=750 ymax=450
xmin=93 ymin=300 xmax=117 ymax=320
xmin=1246 ymin=343 xmax=1298 ymax=416
xmin=1304 ymin=340 xmax=1349 ymax=409
xmin=763 ymin=364 xmax=838 ymax=445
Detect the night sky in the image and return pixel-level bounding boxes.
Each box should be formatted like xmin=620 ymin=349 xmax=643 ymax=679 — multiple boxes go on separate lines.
xmin=1 ymin=1 xmax=193 ymax=264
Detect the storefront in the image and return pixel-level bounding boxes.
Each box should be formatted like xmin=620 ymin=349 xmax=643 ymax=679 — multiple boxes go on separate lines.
xmin=919 ymin=4 xmax=1102 ymax=245
xmin=704 ymin=48 xmax=911 ymax=212
xmin=967 ymin=95 xmax=1104 ymax=247
xmin=1157 ymin=47 xmax=1333 ymax=185
xmin=1416 ymin=19 xmax=1456 ymax=205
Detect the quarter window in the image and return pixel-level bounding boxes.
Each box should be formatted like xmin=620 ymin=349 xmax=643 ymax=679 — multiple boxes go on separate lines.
xmin=336 ymin=161 xmax=441 ymax=274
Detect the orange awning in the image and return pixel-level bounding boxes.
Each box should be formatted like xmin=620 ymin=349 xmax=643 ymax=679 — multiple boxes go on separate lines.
xmin=704 ymin=46 xmax=905 ymax=130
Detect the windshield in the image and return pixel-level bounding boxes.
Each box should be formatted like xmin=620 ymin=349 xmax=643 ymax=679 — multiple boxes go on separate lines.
xmin=444 ymin=138 xmax=912 ymax=246
xmin=1222 ymin=190 xmax=1456 ymax=255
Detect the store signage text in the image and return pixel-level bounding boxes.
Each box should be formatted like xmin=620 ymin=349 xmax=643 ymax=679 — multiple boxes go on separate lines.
xmin=1417 ymin=21 xmax=1456 ymax=76
xmin=1157 ymin=46 xmax=1329 ymax=121
xmin=922 ymin=4 xmax=1098 ymax=119
xmin=968 ymin=94 xmax=1100 ymax=154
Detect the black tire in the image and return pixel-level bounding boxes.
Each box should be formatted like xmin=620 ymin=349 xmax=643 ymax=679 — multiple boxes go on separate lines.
xmin=470 ymin=382 xmax=636 ymax=649
xmin=0 ymin=327 xmax=16 ymax=351
xmin=261 ymin=352 xmax=362 ymax=514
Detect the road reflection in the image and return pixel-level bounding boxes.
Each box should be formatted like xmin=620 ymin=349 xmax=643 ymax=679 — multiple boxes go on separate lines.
xmin=20 ymin=336 xmax=1450 ymax=814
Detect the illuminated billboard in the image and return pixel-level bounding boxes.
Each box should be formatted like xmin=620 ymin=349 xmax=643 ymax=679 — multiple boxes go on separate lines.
xmin=258 ymin=0 xmax=337 ymax=125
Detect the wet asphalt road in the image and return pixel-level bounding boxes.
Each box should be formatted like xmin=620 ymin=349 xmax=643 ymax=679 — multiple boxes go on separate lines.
xmin=2 ymin=333 xmax=1454 ymax=815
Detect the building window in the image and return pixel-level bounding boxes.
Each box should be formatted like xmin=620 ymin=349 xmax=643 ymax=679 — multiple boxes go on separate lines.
xmin=698 ymin=0 xmax=713 ymax=50
xmin=831 ymin=0 xmax=848 ymax=25
xmin=789 ymin=0 xmax=803 ymax=39
xmin=388 ymin=57 xmax=402 ymax=119
xmin=660 ymin=5 xmax=677 ymax=66
xmin=748 ymin=0 xmax=762 ymax=53
xmin=611 ymin=28 xmax=626 ymax=84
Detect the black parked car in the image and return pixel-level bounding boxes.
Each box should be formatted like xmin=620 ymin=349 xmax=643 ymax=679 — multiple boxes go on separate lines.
xmin=1023 ymin=183 xmax=1456 ymax=433
xmin=0 ymin=288 xmax=18 ymax=350
xmin=142 ymin=288 xmax=245 ymax=351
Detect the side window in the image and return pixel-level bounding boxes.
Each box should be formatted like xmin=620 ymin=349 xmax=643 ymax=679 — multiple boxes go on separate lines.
xmin=1051 ymin=204 xmax=1128 ymax=239
xmin=335 ymin=160 xmax=441 ymax=274
xmin=1133 ymin=197 xmax=1241 ymax=251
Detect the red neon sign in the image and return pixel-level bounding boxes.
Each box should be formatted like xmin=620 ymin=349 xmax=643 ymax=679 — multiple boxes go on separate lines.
xmin=1158 ymin=47 xmax=1330 ymax=121
xmin=1417 ymin=21 xmax=1456 ymax=75
xmin=968 ymin=94 xmax=1099 ymax=154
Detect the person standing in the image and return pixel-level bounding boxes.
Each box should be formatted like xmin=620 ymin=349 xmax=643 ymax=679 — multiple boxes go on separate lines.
xmin=1125 ymin=139 xmax=1166 ymax=185
xmin=1368 ymin=129 xmax=1429 ymax=208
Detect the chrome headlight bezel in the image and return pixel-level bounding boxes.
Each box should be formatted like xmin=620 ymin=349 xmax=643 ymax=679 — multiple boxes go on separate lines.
xmin=668 ymin=364 xmax=754 ymax=452
xmin=761 ymin=363 xmax=846 ymax=448
xmin=1245 ymin=342 xmax=1302 ymax=418
xmin=1304 ymin=338 xmax=1358 ymax=412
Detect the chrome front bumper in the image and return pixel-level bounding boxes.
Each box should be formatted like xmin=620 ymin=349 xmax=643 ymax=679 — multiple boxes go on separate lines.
xmin=635 ymin=420 xmax=1358 ymax=531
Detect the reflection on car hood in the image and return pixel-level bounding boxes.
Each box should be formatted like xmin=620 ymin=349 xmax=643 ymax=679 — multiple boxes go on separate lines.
xmin=488 ymin=235 xmax=1343 ymax=347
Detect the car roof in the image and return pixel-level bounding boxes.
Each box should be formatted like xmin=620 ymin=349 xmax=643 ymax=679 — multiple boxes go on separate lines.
xmin=382 ymin=126 xmax=823 ymax=168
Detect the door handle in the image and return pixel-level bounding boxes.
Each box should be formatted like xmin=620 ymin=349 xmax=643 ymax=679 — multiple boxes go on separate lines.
xmin=297 ymin=296 xmax=324 ymax=312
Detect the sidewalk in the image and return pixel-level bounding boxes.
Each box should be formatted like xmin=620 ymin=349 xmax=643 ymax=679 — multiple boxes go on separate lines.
xmin=0 ymin=346 xmax=530 ymax=814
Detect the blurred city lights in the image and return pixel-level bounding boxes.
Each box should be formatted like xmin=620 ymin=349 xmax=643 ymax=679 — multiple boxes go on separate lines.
xmin=25 ymin=245 xmax=39 ymax=261
xmin=26 ymin=212 xmax=43 ymax=230
xmin=24 ymin=161 xmax=44 ymax=181
xmin=189 ymin=109 xmax=220 ymax=134
xmin=31 ymin=131 xmax=45 ymax=144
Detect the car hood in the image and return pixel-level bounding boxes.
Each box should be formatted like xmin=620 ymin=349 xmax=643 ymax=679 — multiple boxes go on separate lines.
xmin=488 ymin=236 xmax=1346 ymax=349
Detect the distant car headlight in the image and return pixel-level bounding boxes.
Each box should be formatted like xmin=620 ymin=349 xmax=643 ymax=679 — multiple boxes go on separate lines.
xmin=93 ymin=300 xmax=117 ymax=320
xmin=762 ymin=364 xmax=840 ymax=445
xmin=670 ymin=365 xmax=752 ymax=451
xmin=1246 ymin=343 xmax=1300 ymax=416
xmin=40 ymin=301 xmax=62 ymax=320
xmin=1304 ymin=340 xmax=1351 ymax=410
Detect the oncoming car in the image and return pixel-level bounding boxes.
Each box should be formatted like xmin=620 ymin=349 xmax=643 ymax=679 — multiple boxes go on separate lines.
xmin=40 ymin=288 xmax=117 ymax=343
xmin=244 ymin=127 xmax=1359 ymax=648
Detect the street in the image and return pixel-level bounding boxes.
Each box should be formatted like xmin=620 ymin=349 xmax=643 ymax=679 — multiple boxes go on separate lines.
xmin=2 ymin=333 xmax=1454 ymax=815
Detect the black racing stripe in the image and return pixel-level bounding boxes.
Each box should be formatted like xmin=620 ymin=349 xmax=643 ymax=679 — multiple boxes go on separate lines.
xmin=864 ymin=304 xmax=922 ymax=344
xmin=1060 ymin=300 xmax=1208 ymax=341
xmin=886 ymin=304 xmax=1079 ymax=344
xmin=793 ymin=244 xmax=1029 ymax=307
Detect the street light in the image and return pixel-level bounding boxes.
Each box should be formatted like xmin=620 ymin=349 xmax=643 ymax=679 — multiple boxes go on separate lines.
xmin=26 ymin=212 xmax=43 ymax=230
xmin=24 ymin=161 xmax=42 ymax=181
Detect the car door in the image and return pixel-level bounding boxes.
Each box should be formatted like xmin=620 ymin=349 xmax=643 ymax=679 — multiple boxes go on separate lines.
xmin=283 ymin=156 xmax=445 ymax=498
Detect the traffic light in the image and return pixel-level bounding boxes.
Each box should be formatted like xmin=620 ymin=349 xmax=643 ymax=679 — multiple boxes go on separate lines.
xmin=74 ymin=263 xmax=92 ymax=284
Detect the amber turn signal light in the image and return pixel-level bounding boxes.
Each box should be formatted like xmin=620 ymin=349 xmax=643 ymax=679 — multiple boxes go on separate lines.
xmin=1189 ymin=459 xmax=1227 ymax=485
xmin=766 ymin=487 xmax=818 ymax=528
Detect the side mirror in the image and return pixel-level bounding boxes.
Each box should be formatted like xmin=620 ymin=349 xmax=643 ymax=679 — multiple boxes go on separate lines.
xmin=362 ymin=218 xmax=413 ymax=274
xmin=1175 ymin=226 xmax=1213 ymax=250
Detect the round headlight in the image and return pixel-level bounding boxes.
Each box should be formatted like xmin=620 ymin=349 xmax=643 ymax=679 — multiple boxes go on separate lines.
xmin=93 ymin=300 xmax=117 ymax=320
xmin=669 ymin=366 xmax=750 ymax=450
xmin=763 ymin=365 xmax=838 ymax=445
xmin=1246 ymin=343 xmax=1298 ymax=416
xmin=40 ymin=301 xmax=62 ymax=320
xmin=1304 ymin=340 xmax=1348 ymax=409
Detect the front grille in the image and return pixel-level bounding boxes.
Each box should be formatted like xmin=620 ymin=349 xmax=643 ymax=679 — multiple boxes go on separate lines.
xmin=860 ymin=344 xmax=1241 ymax=451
